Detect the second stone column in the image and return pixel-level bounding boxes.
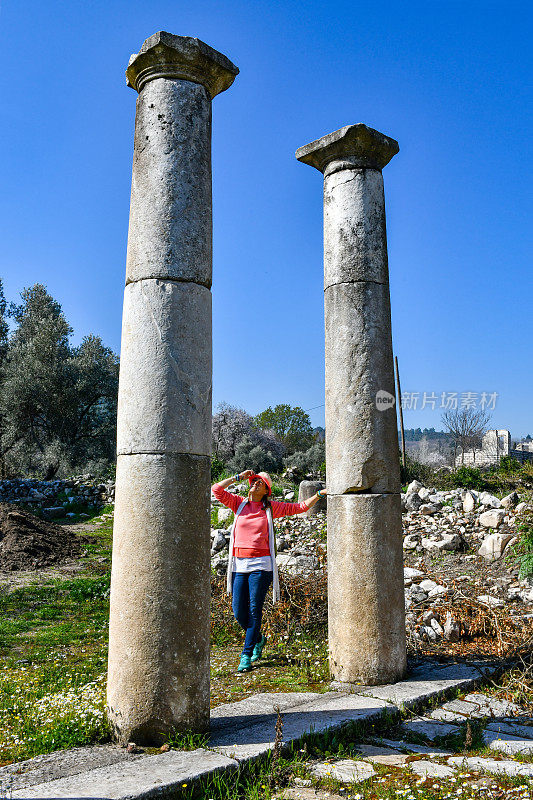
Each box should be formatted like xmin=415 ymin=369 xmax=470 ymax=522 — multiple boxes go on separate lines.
xmin=107 ymin=32 xmax=238 ymax=744
xmin=296 ymin=124 xmax=406 ymax=685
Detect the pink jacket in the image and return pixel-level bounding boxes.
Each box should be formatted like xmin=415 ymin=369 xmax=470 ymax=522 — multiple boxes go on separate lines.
xmin=212 ymin=483 xmax=309 ymax=557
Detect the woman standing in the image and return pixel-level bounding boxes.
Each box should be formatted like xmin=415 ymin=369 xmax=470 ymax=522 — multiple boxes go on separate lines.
xmin=211 ymin=470 xmax=326 ymax=672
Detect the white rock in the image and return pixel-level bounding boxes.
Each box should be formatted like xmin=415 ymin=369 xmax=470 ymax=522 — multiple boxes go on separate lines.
xmin=217 ymin=507 xmax=233 ymax=523
xmin=501 ymin=491 xmax=518 ymax=508
xmin=444 ymin=612 xmax=460 ymax=641
xmin=410 ymin=760 xmax=455 ymax=778
xmin=422 ymin=625 xmax=437 ymax=641
xmin=430 ymin=618 xmax=444 ymax=635
xmin=515 ymin=501 xmax=528 ymax=515
xmin=462 ymin=491 xmax=476 ymax=513
xmin=419 ymin=503 xmax=438 ymax=515
xmin=477 ymin=594 xmax=504 ymax=608
xmin=448 ymin=756 xmax=533 ymax=777
xmin=479 ymin=492 xmax=502 ymax=508
xmin=419 ymin=579 xmax=437 ymax=592
xmin=404 ymin=567 xmax=424 ymax=580
xmin=478 ymin=509 xmax=505 ymax=529
xmin=418 ymin=487 xmax=432 ymax=500
xmin=478 ymin=532 xmax=514 ymax=561
xmin=403 ymin=534 xmax=419 ymax=551
xmin=428 ymin=585 xmax=449 ymax=599
xmin=311 ymin=759 xmax=376 ymax=783
xmin=211 ymin=531 xmax=227 ymax=553
xmin=406 ymin=480 xmax=424 ymax=495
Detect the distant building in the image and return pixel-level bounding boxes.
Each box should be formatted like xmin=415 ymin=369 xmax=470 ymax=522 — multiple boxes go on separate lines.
xmin=455 ymin=429 xmax=533 ymax=467
xmin=515 ymin=440 xmax=533 ymax=453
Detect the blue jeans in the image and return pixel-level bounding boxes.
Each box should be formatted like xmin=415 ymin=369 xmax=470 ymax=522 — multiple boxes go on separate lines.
xmin=231 ymin=570 xmax=273 ymax=656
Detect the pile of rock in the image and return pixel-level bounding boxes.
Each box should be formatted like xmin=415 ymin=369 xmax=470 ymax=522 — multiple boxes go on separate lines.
xmin=401 ymin=480 xmax=527 ymax=562
xmin=0 ymin=476 xmax=115 ymax=519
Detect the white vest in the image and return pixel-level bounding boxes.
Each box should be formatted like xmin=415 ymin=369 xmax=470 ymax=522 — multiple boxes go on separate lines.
xmin=225 ymin=500 xmax=280 ymax=603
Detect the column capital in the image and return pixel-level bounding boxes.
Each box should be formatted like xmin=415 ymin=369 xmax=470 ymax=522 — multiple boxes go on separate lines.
xmin=126 ymin=31 xmax=239 ymax=97
xmin=296 ymin=124 xmax=398 ymax=176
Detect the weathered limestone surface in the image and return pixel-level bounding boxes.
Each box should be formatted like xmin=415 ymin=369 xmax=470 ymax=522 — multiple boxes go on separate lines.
xmin=108 ymin=453 xmax=211 ymax=742
xmin=296 ymin=124 xmax=405 ymax=685
xmin=327 ymin=494 xmax=406 ymax=684
xmin=108 ymin=32 xmax=238 ymax=745
xmin=116 ymin=280 xmax=212 ymax=456
xmin=125 ymin=78 xmax=213 ymax=287
xmin=324 ymin=281 xmax=398 ymax=494
xmin=323 ymin=168 xmax=389 ymax=287
xmin=298 ymin=480 xmax=326 ymax=516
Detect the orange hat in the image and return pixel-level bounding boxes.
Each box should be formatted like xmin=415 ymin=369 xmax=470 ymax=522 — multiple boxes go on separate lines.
xmin=248 ymin=471 xmax=272 ymax=495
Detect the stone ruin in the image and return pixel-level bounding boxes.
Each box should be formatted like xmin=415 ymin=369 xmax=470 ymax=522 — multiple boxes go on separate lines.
xmin=107 ymin=31 xmax=405 ymax=745
xmin=457 ymin=429 xmax=533 ymax=467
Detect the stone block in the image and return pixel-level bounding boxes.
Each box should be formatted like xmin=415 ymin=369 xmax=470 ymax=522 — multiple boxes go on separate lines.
xmin=323 ymin=168 xmax=389 ymax=287
xmin=409 ymin=760 xmax=455 ymax=778
xmin=324 ymin=282 xmax=400 ymax=494
xmin=356 ymin=744 xmax=409 ymax=766
xmin=479 ymin=509 xmax=505 ymax=528
xmin=448 ymin=755 xmax=533 ymax=777
xmin=298 ymin=480 xmax=326 ymax=516
xmin=125 ymin=78 xmax=214 ymax=286
xmin=327 ymin=494 xmax=406 ymax=684
xmin=116 ymin=280 xmax=212 ymax=457
xmin=311 ymin=759 xmax=376 ymax=783
xmin=9 ymin=749 xmax=237 ymax=800
xmin=108 ymin=452 xmax=211 ymax=744
xmin=478 ymin=532 xmax=514 ymax=561
xmin=403 ymin=717 xmax=461 ymax=741
xmin=483 ymin=730 xmax=533 ymax=755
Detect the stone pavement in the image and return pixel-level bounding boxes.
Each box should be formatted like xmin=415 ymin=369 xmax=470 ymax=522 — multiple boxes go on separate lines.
xmin=4 ymin=660 xmax=533 ymax=799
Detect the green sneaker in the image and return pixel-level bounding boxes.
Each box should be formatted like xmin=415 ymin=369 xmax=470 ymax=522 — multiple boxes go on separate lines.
xmin=251 ymin=635 xmax=267 ymax=663
xmin=237 ymin=654 xmax=252 ymax=672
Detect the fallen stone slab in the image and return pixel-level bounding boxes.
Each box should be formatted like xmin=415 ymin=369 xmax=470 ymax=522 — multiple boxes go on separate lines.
xmin=463 ymin=692 xmax=522 ymax=717
xmin=409 ymin=760 xmax=456 ymax=779
xmin=485 ymin=720 xmax=533 ymax=738
xmin=274 ymin=788 xmax=344 ymax=800
xmin=403 ymin=716 xmax=461 ymax=742
xmin=483 ymin=729 xmax=533 ymax=755
xmin=311 ymin=759 xmax=376 ymax=783
xmin=448 ymin=755 xmax=533 ymax=778
xmin=430 ymin=698 xmax=481 ymax=722
xmin=210 ymin=691 xmax=394 ymax=762
xmin=350 ymin=661 xmax=496 ymax=710
xmin=370 ymin=737 xmax=451 ymax=757
xmin=7 ymin=749 xmax=237 ymax=800
xmin=355 ymin=744 xmax=410 ymax=766
xmin=0 ymin=745 xmax=141 ymax=793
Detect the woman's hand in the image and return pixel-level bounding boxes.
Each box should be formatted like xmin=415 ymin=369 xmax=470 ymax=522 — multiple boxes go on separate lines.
xmin=306 ymin=488 xmax=327 ymax=509
xmin=240 ymin=469 xmax=254 ymax=480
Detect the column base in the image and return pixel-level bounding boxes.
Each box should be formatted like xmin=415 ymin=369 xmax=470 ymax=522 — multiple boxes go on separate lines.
xmin=327 ymin=493 xmax=406 ymax=686
xmin=107 ymin=452 xmax=211 ymax=745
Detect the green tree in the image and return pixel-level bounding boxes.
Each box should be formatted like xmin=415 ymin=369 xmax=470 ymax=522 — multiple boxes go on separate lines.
xmin=0 ymin=284 xmax=119 ymax=478
xmin=254 ymin=404 xmax=313 ymax=454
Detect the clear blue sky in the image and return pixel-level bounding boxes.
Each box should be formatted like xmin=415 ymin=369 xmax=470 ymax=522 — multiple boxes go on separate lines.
xmin=0 ymin=1 xmax=531 ymax=437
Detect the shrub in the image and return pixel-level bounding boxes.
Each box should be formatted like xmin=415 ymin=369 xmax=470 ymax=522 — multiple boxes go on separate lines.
xmin=283 ymin=442 xmax=325 ymax=475
xmin=210 ymin=454 xmax=226 ymax=482
xmin=401 ymin=456 xmax=438 ymax=487
xmin=499 ymin=456 xmax=523 ymax=474
xmin=450 ymin=466 xmax=488 ymax=491
xmin=228 ymin=436 xmax=281 ymax=474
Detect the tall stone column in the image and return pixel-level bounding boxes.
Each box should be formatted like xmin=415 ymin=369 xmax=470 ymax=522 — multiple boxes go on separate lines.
xmin=296 ymin=124 xmax=406 ymax=685
xmin=107 ymin=32 xmax=238 ymax=744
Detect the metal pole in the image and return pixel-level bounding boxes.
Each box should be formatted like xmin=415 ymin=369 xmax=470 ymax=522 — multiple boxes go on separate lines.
xmin=394 ymin=355 xmax=406 ymax=470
